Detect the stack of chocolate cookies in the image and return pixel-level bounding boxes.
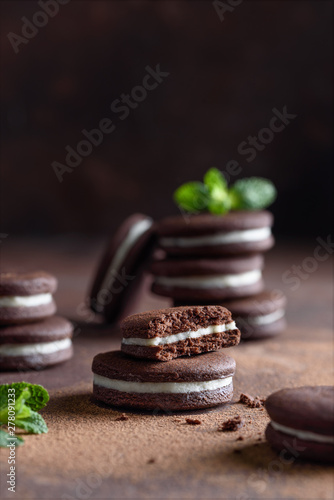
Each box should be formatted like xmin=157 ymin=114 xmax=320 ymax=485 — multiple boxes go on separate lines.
xmin=151 ymin=211 xmax=287 ymax=341
xmin=92 ymin=305 xmax=240 ymax=411
xmin=0 ymin=271 xmax=73 ymax=371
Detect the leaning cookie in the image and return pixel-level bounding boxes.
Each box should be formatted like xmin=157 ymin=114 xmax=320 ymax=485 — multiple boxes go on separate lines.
xmin=121 ymin=306 xmax=240 ymax=361
xmin=0 ymin=316 xmax=73 ymax=370
xmin=92 ymin=350 xmax=236 ymax=411
xmin=89 ymin=213 xmax=155 ymax=323
xmin=0 ymin=271 xmax=57 ymax=325
xmin=265 ymin=386 xmax=334 ymax=463
xmin=151 ymin=254 xmax=264 ymax=301
xmin=157 ymin=211 xmax=274 ymax=256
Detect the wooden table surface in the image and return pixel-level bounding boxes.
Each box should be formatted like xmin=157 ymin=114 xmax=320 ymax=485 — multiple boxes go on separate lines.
xmin=0 ymin=237 xmax=333 ymax=499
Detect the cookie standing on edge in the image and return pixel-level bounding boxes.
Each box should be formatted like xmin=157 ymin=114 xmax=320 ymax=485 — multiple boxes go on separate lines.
xmin=151 ymin=254 xmax=264 ymax=301
xmin=0 ymin=316 xmax=73 ymax=370
xmin=92 ymin=350 xmax=236 ymax=411
xmin=265 ymin=386 xmax=334 ymax=463
xmin=121 ymin=306 xmax=240 ymax=361
xmin=0 ymin=272 xmax=57 ymax=325
xmin=89 ymin=214 xmax=155 ymax=323
xmin=157 ymin=211 xmax=274 ymax=256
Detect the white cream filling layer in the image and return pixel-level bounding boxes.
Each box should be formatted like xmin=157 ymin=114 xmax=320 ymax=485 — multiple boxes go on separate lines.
xmin=160 ymin=227 xmax=271 ymax=248
xmin=99 ymin=218 xmax=152 ymax=295
xmin=155 ymin=270 xmax=261 ymax=289
xmin=271 ymin=421 xmax=334 ymax=444
xmin=0 ymin=338 xmax=72 ymax=357
xmin=122 ymin=322 xmax=236 ymax=347
xmin=0 ymin=293 xmax=53 ymax=308
xmin=93 ymin=374 xmax=233 ymax=394
xmin=246 ymin=309 xmax=285 ymax=326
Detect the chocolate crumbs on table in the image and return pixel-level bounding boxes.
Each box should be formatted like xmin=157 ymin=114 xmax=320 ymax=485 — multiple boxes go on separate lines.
xmin=185 ymin=418 xmax=202 ymax=425
xmin=219 ymin=416 xmax=244 ymax=432
xmin=115 ymin=414 xmax=129 ymax=421
xmin=239 ymin=393 xmax=265 ymax=408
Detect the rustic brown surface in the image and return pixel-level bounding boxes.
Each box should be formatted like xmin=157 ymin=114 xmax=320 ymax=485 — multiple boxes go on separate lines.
xmin=0 ymin=238 xmax=333 ymax=499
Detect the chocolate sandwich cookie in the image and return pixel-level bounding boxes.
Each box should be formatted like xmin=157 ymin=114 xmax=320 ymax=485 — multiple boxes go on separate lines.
xmin=0 ymin=316 xmax=73 ymax=370
xmin=89 ymin=214 xmax=155 ymax=323
xmin=151 ymin=254 xmax=264 ymax=301
xmin=0 ymin=271 xmax=57 ymax=325
xmin=121 ymin=306 xmax=240 ymax=361
xmin=92 ymin=350 xmax=236 ymax=411
xmin=224 ymin=290 xmax=286 ymax=340
xmin=157 ymin=211 xmax=274 ymax=257
xmin=265 ymin=386 xmax=334 ymax=463
xmin=174 ymin=291 xmax=287 ymax=340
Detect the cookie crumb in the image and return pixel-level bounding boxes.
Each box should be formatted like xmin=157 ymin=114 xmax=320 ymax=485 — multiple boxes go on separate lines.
xmin=115 ymin=413 xmax=129 ymax=421
xmin=219 ymin=415 xmax=244 ymax=432
xmin=239 ymin=393 xmax=265 ymax=408
xmin=147 ymin=458 xmax=155 ymax=464
xmin=185 ymin=418 xmax=202 ymax=425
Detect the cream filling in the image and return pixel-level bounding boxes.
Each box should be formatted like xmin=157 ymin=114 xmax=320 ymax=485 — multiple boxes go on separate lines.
xmin=160 ymin=227 xmax=271 ymax=248
xmin=154 ymin=269 xmax=261 ymax=289
xmin=0 ymin=293 xmax=53 ymax=308
xmin=246 ymin=309 xmax=285 ymax=326
xmin=0 ymin=338 xmax=72 ymax=357
xmin=93 ymin=374 xmax=233 ymax=394
xmin=271 ymin=421 xmax=334 ymax=444
xmin=99 ymin=218 xmax=152 ymax=294
xmin=122 ymin=322 xmax=236 ymax=347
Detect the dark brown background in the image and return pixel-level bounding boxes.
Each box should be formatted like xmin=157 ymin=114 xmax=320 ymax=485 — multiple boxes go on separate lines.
xmin=1 ymin=0 xmax=333 ymax=238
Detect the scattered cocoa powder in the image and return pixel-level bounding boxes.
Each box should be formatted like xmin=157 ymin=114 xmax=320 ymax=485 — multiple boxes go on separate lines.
xmin=0 ymin=235 xmax=332 ymax=500
xmin=218 ymin=416 xmax=244 ymax=432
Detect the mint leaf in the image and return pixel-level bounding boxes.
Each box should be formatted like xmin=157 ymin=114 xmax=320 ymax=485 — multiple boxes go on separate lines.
xmin=207 ymin=198 xmax=231 ymax=215
xmin=0 ymin=383 xmax=49 ymax=412
xmin=230 ymin=177 xmax=277 ymax=210
xmin=0 ymin=429 xmax=24 ymax=447
xmin=0 ymin=396 xmax=31 ymax=424
xmin=14 ymin=411 xmax=48 ymax=434
xmin=204 ymin=167 xmax=228 ymax=192
xmin=204 ymin=168 xmax=231 ymax=214
xmin=174 ymin=182 xmax=210 ymax=213
xmin=173 ymin=169 xmax=277 ymax=214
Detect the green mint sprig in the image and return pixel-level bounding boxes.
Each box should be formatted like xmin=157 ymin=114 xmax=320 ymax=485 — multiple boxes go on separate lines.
xmin=174 ymin=168 xmax=277 ymax=215
xmin=0 ymin=382 xmax=49 ymax=446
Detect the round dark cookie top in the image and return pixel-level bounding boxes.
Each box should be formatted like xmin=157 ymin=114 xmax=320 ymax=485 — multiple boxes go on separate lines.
xmin=223 ymin=290 xmax=287 ymax=317
xmin=0 ymin=271 xmax=57 ymax=297
xmin=121 ymin=305 xmax=233 ymax=339
xmin=157 ymin=211 xmax=273 ymax=237
xmin=0 ymin=316 xmax=73 ymax=344
xmin=151 ymin=254 xmax=264 ymax=277
xmin=265 ymin=386 xmax=334 ymax=436
xmin=92 ymin=350 xmax=236 ymax=383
